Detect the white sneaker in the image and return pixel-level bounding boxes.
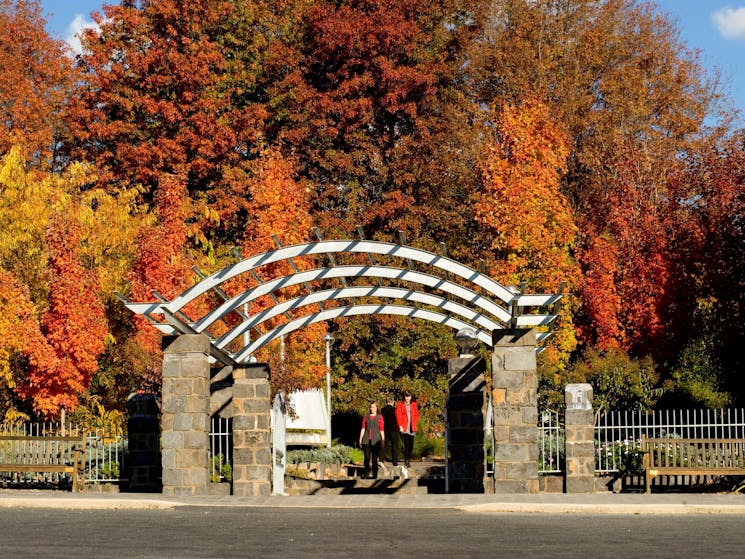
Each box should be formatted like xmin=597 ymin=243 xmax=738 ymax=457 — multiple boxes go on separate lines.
xmin=401 ymin=466 xmax=408 ymax=479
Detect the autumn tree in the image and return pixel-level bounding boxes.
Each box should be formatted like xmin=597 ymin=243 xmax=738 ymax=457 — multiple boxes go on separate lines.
xmin=473 ymin=98 xmax=580 ymax=368
xmin=261 ymin=0 xmax=485 ymax=246
xmin=66 ymin=0 xmax=262 ymax=248
xmin=468 ymin=0 xmax=729 ymax=362
xmin=19 ymin=212 xmax=108 ymax=417
xmin=65 ymin=1 xmax=270 ymax=391
xmin=235 ymin=149 xmax=323 ymax=395
xmin=0 ymin=0 xmax=75 ymax=162
xmin=0 ymin=145 xmax=136 ymax=418
xmin=658 ymin=131 xmax=745 ymax=405
xmin=0 ymin=269 xmax=56 ymax=420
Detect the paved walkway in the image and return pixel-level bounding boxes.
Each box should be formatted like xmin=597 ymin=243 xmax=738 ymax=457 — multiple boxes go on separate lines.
xmin=2 ymin=489 xmax=745 ymax=514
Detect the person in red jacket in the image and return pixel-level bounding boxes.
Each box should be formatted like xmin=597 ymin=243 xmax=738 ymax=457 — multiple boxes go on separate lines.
xmin=359 ymin=401 xmax=385 ymax=479
xmin=395 ymin=391 xmax=419 ymax=468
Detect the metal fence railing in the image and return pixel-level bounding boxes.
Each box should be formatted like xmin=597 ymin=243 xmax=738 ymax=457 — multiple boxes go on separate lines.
xmin=595 ymin=408 xmax=745 ymax=473
xmin=210 ymin=416 xmax=232 ymax=483
xmin=84 ymin=431 xmax=127 ymax=483
xmin=7 ymin=409 xmax=744 ymax=485
xmin=538 ymin=409 xmax=563 ymax=474
xmin=1 ymin=417 xmax=234 ymax=487
xmin=533 ymin=408 xmax=745 ymax=475
xmin=0 ymin=422 xmax=127 ymax=485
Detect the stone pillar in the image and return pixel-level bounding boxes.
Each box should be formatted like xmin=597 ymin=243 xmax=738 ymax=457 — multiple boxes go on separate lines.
xmin=564 ymin=383 xmax=595 ymax=493
xmin=161 ymin=334 xmax=211 ymax=497
xmin=447 ymin=356 xmax=487 ymax=493
xmin=126 ymin=393 xmax=161 ymax=491
xmin=231 ymin=363 xmax=272 ymax=497
xmin=491 ymin=329 xmax=538 ymax=493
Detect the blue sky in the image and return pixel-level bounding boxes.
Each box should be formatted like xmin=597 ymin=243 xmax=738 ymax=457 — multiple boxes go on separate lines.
xmin=40 ymin=0 xmax=745 ymax=123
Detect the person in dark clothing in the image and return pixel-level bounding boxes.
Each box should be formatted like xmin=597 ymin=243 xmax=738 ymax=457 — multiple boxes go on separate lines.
xmin=380 ymin=395 xmax=400 ymax=466
xmin=359 ymin=401 xmax=385 ymax=479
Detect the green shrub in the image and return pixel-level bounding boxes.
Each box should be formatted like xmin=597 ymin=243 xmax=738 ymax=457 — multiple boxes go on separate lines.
xmin=413 ymin=432 xmax=445 ymax=458
xmin=347 ymin=447 xmax=364 ymax=464
xmin=565 ymin=348 xmax=661 ymax=412
xmin=667 ymin=337 xmax=731 ymax=408
xmin=286 ymin=445 xmax=355 ymax=465
xmin=210 ymin=453 xmax=232 ymax=483
xmin=99 ymin=460 xmax=120 ymax=479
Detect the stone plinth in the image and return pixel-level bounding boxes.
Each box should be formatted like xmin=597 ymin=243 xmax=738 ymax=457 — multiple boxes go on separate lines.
xmin=564 ymin=384 xmax=595 ymax=493
xmin=491 ymin=329 xmax=538 ymax=493
xmin=231 ymin=363 xmax=272 ymax=497
xmin=161 ymin=335 xmax=211 ymax=497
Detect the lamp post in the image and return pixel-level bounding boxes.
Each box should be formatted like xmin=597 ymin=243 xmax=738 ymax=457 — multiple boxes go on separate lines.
xmin=324 ymin=333 xmax=334 ymax=448
xmin=454 ymin=326 xmax=479 ymax=357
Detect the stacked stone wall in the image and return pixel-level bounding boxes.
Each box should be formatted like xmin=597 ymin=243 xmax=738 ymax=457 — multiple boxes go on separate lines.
xmin=161 ymin=335 xmax=211 ymax=497
xmin=491 ymin=329 xmax=538 ymax=493
xmin=231 ymin=364 xmax=272 ymax=497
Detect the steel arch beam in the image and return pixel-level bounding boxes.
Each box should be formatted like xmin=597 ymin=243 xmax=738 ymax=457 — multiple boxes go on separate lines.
xmin=193 ymin=265 xmax=513 ymax=333
xmin=117 ymin=238 xmax=564 ymax=365
xmin=164 ymin=240 xmax=518 ymax=312
xmin=214 ymin=286 xmax=503 ymax=350
xmin=232 ymin=305 xmax=493 ymax=362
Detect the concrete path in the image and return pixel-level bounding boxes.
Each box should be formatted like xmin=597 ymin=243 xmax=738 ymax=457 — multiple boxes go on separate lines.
xmin=2 ymin=489 xmax=745 ymax=514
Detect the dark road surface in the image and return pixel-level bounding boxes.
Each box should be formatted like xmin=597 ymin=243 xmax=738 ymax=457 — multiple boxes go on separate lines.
xmin=3 ymin=506 xmax=743 ymax=559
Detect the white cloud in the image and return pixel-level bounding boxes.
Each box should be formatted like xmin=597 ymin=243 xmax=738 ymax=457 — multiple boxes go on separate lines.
xmin=65 ymin=14 xmax=99 ymax=55
xmin=712 ymin=6 xmax=745 ymax=39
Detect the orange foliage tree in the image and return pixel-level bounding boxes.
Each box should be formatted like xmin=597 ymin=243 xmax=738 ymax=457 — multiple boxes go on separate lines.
xmin=66 ymin=0 xmax=265 ymax=248
xmin=0 ymin=144 xmax=112 ymax=418
xmin=65 ymin=1 xmax=265 ymax=392
xmin=474 ymin=98 xmax=580 ymax=367
xmin=468 ymin=0 xmax=730 ymax=376
xmin=126 ymin=170 xmax=195 ymax=390
xmin=0 ymin=269 xmax=57 ymax=418
xmin=262 ymin=0 xmax=483 ymax=246
xmin=19 ymin=213 xmax=108 ymax=417
xmin=582 ymin=140 xmax=675 ymax=355
xmin=237 ymin=149 xmax=324 ymax=394
xmin=661 ymin=132 xmax=745 ymax=400
xmin=0 ymin=0 xmax=75 ymax=162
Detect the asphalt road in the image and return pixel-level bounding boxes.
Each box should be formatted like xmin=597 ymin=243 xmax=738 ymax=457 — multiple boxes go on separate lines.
xmin=3 ymin=506 xmax=744 ymax=559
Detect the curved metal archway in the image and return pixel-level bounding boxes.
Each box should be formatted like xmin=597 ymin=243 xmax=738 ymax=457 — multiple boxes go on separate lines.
xmin=118 ymin=237 xmax=563 ymax=366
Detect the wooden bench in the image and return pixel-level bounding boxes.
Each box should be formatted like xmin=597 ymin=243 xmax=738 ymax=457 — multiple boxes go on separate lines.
xmin=0 ymin=433 xmax=86 ymax=492
xmin=641 ymin=436 xmax=745 ymax=493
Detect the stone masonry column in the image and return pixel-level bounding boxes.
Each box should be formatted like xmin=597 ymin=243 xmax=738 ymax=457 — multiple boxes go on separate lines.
xmin=161 ymin=334 xmax=211 ymax=497
xmin=564 ymin=383 xmax=595 ymax=493
xmin=491 ymin=329 xmax=538 ymax=493
xmin=447 ymin=355 xmax=487 ymax=493
xmin=231 ymin=363 xmax=272 ymax=497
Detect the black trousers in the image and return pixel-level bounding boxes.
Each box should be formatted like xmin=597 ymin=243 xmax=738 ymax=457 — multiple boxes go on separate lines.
xmin=363 ymin=442 xmax=381 ymax=478
xmin=384 ymin=429 xmax=400 ymax=465
xmin=401 ymin=432 xmax=415 ymax=466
